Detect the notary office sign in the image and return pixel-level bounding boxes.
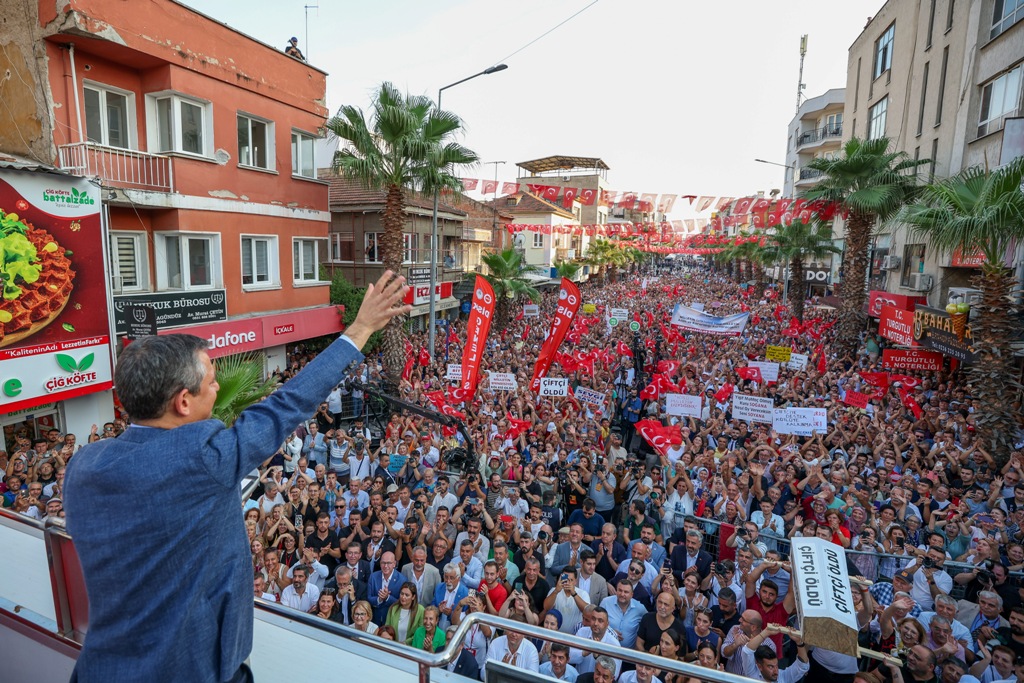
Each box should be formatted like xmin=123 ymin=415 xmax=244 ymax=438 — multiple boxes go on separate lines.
xmin=113 ymin=290 xmax=227 ymax=335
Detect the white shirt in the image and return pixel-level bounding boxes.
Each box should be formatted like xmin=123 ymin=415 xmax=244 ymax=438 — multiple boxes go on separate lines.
xmin=280 ymin=582 xmax=321 ymax=612
xmin=484 ymin=636 xmax=540 ymax=676
xmin=568 ymin=627 xmax=621 ymax=675
xmin=741 ymin=644 xmax=809 ymax=683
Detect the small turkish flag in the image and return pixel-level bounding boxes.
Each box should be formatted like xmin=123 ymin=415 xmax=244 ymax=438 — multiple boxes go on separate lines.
xmin=616 ymin=341 xmax=633 ymax=357
xmin=639 ymin=383 xmax=659 ymax=400
xmin=461 ymin=178 xmax=478 ymax=191
xmin=502 ymin=182 xmax=521 ymax=194
xmin=481 ymin=180 xmax=498 ymax=194
xmin=418 ymin=347 xmax=431 ymax=366
xmin=563 ymin=187 xmax=580 ymax=207
xmin=542 ymin=186 xmax=561 ymax=201
xmin=737 ymin=366 xmax=763 ymax=383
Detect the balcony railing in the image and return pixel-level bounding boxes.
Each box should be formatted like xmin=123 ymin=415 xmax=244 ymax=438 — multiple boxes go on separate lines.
xmin=57 ymin=142 xmax=174 ymax=192
xmin=798 ymin=167 xmax=824 ymax=180
xmin=797 ymin=124 xmax=843 ymax=147
xmin=461 ymin=227 xmax=492 ymax=242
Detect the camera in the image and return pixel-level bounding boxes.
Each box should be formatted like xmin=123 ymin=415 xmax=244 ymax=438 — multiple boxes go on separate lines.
xmin=538 ymin=530 xmax=548 ymax=541
xmin=923 ymin=557 xmax=936 ymax=569
xmin=978 ymin=569 xmax=995 ymax=584
xmin=414 ymin=501 xmax=423 ymax=511
xmin=715 ymin=562 xmax=729 ymax=575
xmin=736 ymin=528 xmax=748 ymax=537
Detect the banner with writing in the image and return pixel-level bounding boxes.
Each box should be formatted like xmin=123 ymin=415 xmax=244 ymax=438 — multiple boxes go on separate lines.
xmin=670 ymin=305 xmax=750 ymax=336
xmin=446 ymin=364 xmax=462 ymax=380
xmin=460 ymin=276 xmax=495 ymax=397
xmin=749 ymin=360 xmax=780 ymax=382
xmin=487 ymin=372 xmax=518 ymax=391
xmin=665 ymin=393 xmax=702 ymax=418
xmin=539 ymin=377 xmax=569 ymax=397
xmin=531 ymin=278 xmax=582 ymax=392
xmin=766 ymin=345 xmax=792 ymax=362
xmin=731 ymin=394 xmax=774 ymax=424
xmin=574 ymin=386 xmax=607 ymax=405
xmin=842 ymin=390 xmax=871 ymax=409
xmin=881 ymin=348 xmax=943 ymax=371
xmin=773 ymin=407 xmax=828 ymax=436
xmin=878 ymin=305 xmax=917 ymax=347
xmin=787 ymin=353 xmax=809 ymax=370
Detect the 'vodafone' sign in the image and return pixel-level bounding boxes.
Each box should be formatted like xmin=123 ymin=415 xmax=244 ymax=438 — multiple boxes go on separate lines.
xmin=159 ymin=320 xmax=263 ymax=359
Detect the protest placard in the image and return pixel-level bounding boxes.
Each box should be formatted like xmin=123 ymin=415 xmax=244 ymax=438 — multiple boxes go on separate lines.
xmin=539 ymin=378 xmax=569 ymax=397
xmin=665 ymin=393 xmax=702 ymax=418
xmin=766 ymin=345 xmax=792 ymax=362
xmin=790 ymin=537 xmax=859 ymax=656
xmin=731 ymin=394 xmax=774 ymax=424
xmin=488 ymin=372 xmax=518 ymax=391
xmin=446 ymin=364 xmax=462 ymax=380
xmin=523 ymin=304 xmax=539 ymax=317
xmin=773 ymin=407 xmax=828 ymax=436
xmin=609 ymin=307 xmax=629 ymax=320
xmin=843 ymin=390 xmax=870 ymax=409
xmin=750 ymin=360 xmax=780 ymax=382
xmin=574 ymin=386 xmax=607 ymax=405
xmin=582 ymin=303 xmax=596 ymax=314
xmin=787 ymin=353 xmax=809 ymax=370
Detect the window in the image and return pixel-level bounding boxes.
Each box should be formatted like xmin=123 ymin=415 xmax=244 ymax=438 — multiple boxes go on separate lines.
xmin=291 ymin=130 xmax=316 ymax=178
xmin=150 ymin=93 xmax=210 ymax=156
xmin=978 ymin=65 xmax=1022 ymax=137
xmin=917 ymin=62 xmax=930 ymax=136
xmin=946 ymin=0 xmax=955 ymax=31
xmin=936 ymin=46 xmax=949 ymax=126
xmin=241 ymin=236 xmax=277 ymax=287
xmin=992 ymin=0 xmax=1024 ymax=39
xmin=84 ymin=84 xmax=132 ymax=149
xmin=874 ymin=23 xmax=895 ymax=79
xmin=156 ymin=233 xmax=219 ymax=290
xmin=926 ymin=0 xmax=936 ymax=47
xmin=237 ymin=113 xmax=273 ymax=170
xmin=109 ymin=232 xmax=147 ymax=291
xmin=292 ymin=238 xmax=325 ymax=283
xmin=900 ymin=244 xmax=926 ymax=287
xmin=929 ymin=139 xmax=939 ymax=179
xmin=825 ymin=112 xmax=843 ymax=134
xmin=868 ymin=97 xmax=888 ymax=139
xmin=854 ymin=58 xmax=862 ymax=111
xmin=364 ymin=233 xmax=380 ymax=263
xmin=403 ymin=233 xmax=417 ymax=263
xmin=532 ymin=232 xmax=544 ymax=249
xmin=329 ymin=233 xmax=354 ymax=262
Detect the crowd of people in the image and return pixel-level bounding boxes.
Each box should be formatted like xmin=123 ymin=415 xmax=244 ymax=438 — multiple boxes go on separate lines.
xmin=5 ymin=261 xmax=1024 ymax=683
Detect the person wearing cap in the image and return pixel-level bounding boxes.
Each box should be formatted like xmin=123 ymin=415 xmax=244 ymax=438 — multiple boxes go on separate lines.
xmin=870 ymin=569 xmax=924 ymax=618
xmin=284 ymin=36 xmax=305 ymax=60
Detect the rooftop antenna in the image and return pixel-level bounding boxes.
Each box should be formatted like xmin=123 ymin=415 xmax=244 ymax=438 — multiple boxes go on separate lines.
xmin=304 ymin=4 xmax=319 ymax=61
xmin=796 ymin=34 xmax=808 ymax=113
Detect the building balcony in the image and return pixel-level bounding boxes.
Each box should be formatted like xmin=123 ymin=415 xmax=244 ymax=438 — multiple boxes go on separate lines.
xmin=57 ymin=142 xmax=174 ymax=192
xmin=461 ymin=227 xmax=492 ymax=242
xmin=555 ymin=247 xmax=578 ymax=261
xmin=796 ymin=124 xmax=843 ymax=151
xmin=795 ymin=167 xmax=824 ymax=186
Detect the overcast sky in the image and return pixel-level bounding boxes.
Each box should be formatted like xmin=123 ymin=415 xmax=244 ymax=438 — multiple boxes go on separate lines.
xmin=185 ymin=0 xmax=886 ymax=216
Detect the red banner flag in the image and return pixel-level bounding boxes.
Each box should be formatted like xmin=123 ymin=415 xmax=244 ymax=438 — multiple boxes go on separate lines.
xmin=402 ymin=356 xmax=415 ymax=382
xmin=859 ymin=371 xmax=891 ymax=388
xmin=418 ymin=347 xmax=431 ymax=366
xmin=522 ymin=324 xmax=531 ymax=341
xmin=502 ymin=182 xmax=521 ymax=195
xmin=696 ymin=196 xmax=715 ymax=212
xmin=530 ymin=278 xmax=582 ymax=392
xmin=542 ymin=186 xmax=561 ymax=201
xmin=461 ymin=178 xmax=479 ymax=191
xmin=658 ymin=194 xmax=677 ymax=213
xmin=481 ymin=180 xmax=498 ymax=194
xmin=563 ymin=187 xmax=580 ymax=207
xmin=737 ymin=366 xmax=763 ymax=383
xmin=843 ymin=390 xmax=871 ymax=409
xmin=578 ymin=188 xmax=598 ymax=206
xmin=616 ymin=340 xmax=633 ymax=358
xmin=635 ymin=419 xmax=670 ymax=456
xmin=460 ymin=276 xmax=495 ymax=398
xmin=733 ymin=197 xmax=754 ymax=215
xmin=889 ymin=373 xmax=922 ymax=388
xmin=898 ymin=386 xmax=923 ymax=419
xmin=816 ymin=346 xmax=827 ymax=374
xmin=639 ymin=383 xmax=659 ymax=400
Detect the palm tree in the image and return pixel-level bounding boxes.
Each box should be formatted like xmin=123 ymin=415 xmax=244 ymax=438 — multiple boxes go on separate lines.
xmin=212 ymin=353 xmax=280 ymax=426
xmin=901 ymin=157 xmax=1024 ymax=469
xmin=553 ymin=259 xmax=581 ymax=281
xmin=722 ymin=234 xmax=770 ymax=298
xmin=585 ymin=239 xmax=628 ymax=283
xmin=804 ymin=137 xmax=928 ymax=354
xmin=762 ymin=220 xmax=842 ymax=322
xmin=326 ymin=82 xmax=478 ymax=382
xmin=480 ymin=248 xmax=541 ymax=329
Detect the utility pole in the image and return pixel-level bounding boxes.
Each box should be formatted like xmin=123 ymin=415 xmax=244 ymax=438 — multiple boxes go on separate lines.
xmin=796 ymin=34 xmax=808 ymax=113
xmin=304 ymin=4 xmax=318 ymax=61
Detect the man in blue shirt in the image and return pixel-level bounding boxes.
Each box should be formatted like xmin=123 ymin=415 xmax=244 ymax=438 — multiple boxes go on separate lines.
xmin=599 ymin=580 xmax=647 ymax=648
xmin=65 ymin=271 xmax=409 ymax=683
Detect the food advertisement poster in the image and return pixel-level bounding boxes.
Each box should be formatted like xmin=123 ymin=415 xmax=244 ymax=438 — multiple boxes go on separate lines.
xmin=0 ymin=169 xmax=113 ymax=412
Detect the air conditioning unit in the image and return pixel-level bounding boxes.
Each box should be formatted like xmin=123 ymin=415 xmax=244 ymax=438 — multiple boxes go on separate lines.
xmin=947 ymin=287 xmax=982 ymax=306
xmin=881 ymin=255 xmax=901 ymax=270
xmin=907 ymin=272 xmax=934 ymax=291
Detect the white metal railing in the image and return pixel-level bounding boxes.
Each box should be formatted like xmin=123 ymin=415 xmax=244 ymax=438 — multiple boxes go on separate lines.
xmin=57 ymin=142 xmax=174 ymax=192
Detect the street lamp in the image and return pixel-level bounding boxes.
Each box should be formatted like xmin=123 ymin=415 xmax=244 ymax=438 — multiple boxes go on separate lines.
xmin=428 ymin=64 xmax=509 ymax=360
xmin=753 ymin=158 xmax=794 ymax=169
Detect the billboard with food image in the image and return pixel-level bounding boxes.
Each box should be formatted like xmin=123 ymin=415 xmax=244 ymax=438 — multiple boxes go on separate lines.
xmin=0 ymin=169 xmax=113 ymax=412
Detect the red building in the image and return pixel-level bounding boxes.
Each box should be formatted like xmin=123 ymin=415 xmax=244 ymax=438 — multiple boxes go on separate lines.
xmin=0 ymin=0 xmax=338 ymax=441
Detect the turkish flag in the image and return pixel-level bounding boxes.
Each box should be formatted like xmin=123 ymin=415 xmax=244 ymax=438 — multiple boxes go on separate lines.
xmin=562 ymin=187 xmax=580 ymax=207
xmin=773 ymin=305 xmax=788 ymax=322
xmin=446 ymin=326 xmax=459 ymax=346
xmin=639 ymin=383 xmax=659 ymax=400
xmin=635 ymin=419 xmax=670 ymax=456
xmin=522 ymin=324 xmax=531 ymax=341
xmin=616 ymin=340 xmax=633 ymax=357
xmin=418 ymin=347 xmax=431 ymax=366
xmin=542 ymin=186 xmax=561 ymax=201
xmin=898 ymin=386 xmax=924 ymax=419
xmin=481 ymin=180 xmax=498 ymax=194
xmin=657 ymin=360 xmax=680 ymax=375
xmin=737 ymin=366 xmax=763 ymax=383
xmin=530 ymin=278 xmax=582 ymax=392
xmin=752 ymin=198 xmax=771 ymax=212
xmin=640 ymin=193 xmax=658 ymax=211
xmin=515 ymin=307 xmax=524 ymax=321
xmin=526 ymin=183 xmax=546 ymax=195
xmin=578 ymin=188 xmax=598 ymax=206
xmin=502 ymin=182 xmax=521 ymax=195
xmin=447 ymin=386 xmax=470 ymax=404
xmin=696 ymin=196 xmax=715 ymax=212
xmin=859 ymin=372 xmax=891 ymax=388
xmin=889 ymin=374 xmax=922 ymax=387
xmin=817 ymin=348 xmax=827 ymax=374
xmin=461 ymin=178 xmax=479 ymax=191
xmin=733 ymin=197 xmax=754 ymax=215
xmin=424 ymin=391 xmax=447 ymax=411
xmin=440 ymin=404 xmax=466 ymax=420
xmin=716 ymin=197 xmax=735 ymax=211
xmin=713 ymin=384 xmax=734 ymax=404
xmin=659 ymin=194 xmax=677 ymax=213
xmin=402 ymin=356 xmax=415 ymax=382
xmin=751 ymin=314 xmax=761 ymax=326
xmin=504 ymin=414 xmax=533 ymax=440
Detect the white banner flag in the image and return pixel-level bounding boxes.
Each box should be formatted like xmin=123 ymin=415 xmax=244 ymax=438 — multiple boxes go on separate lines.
xmin=773 ymin=407 xmax=828 ymax=436
xmin=665 ymin=393 xmax=702 ymax=418
xmin=749 ymin=360 xmax=780 ymax=383
xmin=670 ymin=305 xmax=750 ymax=336
xmin=731 ymin=393 xmax=774 ymax=424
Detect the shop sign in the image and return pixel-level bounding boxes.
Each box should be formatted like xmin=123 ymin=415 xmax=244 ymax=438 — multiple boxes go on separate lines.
xmin=787 ymin=268 xmax=830 ymax=283
xmin=881 ymin=348 xmax=944 ymax=371
xmin=113 ymin=290 xmax=227 ymax=334
xmin=0 ymin=169 xmax=114 ymax=413
xmin=878 ymin=305 xmax=917 ymax=347
xmin=404 ymin=281 xmax=454 ymax=306
xmin=913 ymin=305 xmax=978 ymax=362
xmin=868 ymin=290 xmax=927 ymax=318
xmin=949 ymin=247 xmax=986 ymax=268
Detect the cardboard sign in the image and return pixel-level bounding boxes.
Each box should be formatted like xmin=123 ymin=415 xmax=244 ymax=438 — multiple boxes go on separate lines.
xmin=446 ymin=364 xmax=462 ymax=380
xmin=523 ymin=304 xmax=540 ymax=317
xmin=665 ymin=393 xmax=702 ymax=418
xmin=878 ymin=305 xmax=917 ymax=347
xmin=766 ymin=345 xmax=792 ymax=362
xmin=488 ymin=372 xmax=518 ymax=391
xmin=791 ymin=537 xmax=859 ymax=656
xmin=731 ymin=394 xmax=774 ymax=424
xmin=749 ymin=360 xmax=780 ymax=383
xmin=538 ymin=378 xmax=569 ymax=396
xmin=574 ymin=386 xmax=607 ymax=405
xmin=881 ymin=348 xmax=943 ymax=371
xmin=842 ymin=390 xmax=871 ymax=409
xmin=773 ymin=407 xmax=828 ymax=436
xmin=787 ymin=353 xmax=809 ymax=370
xmin=582 ymin=303 xmax=596 ymax=314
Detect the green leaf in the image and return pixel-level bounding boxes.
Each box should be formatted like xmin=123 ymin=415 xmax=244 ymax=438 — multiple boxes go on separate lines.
xmin=78 ymin=353 xmax=94 ymax=372
xmin=55 ymin=354 xmax=77 ymax=372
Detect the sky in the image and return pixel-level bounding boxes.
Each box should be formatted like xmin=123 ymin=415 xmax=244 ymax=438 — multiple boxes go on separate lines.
xmin=184 ymin=0 xmax=887 ymax=217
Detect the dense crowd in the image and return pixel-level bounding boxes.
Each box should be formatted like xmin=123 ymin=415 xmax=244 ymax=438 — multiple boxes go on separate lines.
xmin=5 ymin=262 xmax=1024 ymax=683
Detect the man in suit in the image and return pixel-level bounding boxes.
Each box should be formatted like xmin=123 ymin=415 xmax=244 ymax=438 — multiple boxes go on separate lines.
xmin=444 ymin=626 xmax=481 ymax=680
xmin=433 ymin=562 xmax=469 ymax=630
xmin=669 ymin=528 xmax=713 ymax=584
xmin=340 ymin=544 xmax=371 ymax=584
xmin=362 ymin=519 xmax=396 ymax=573
xmin=402 ymin=545 xmax=441 ymax=607
xmin=955 ymin=592 xmax=1009 ymax=639
xmin=548 ymin=522 xmax=587 ymax=582
xmin=325 ymin=566 xmax=367 ymax=626
xmin=368 ymin=550 xmax=406 ymax=623
xmin=578 ymin=550 xmax=609 ymax=606
xmin=64 ymin=271 xmax=409 ymax=683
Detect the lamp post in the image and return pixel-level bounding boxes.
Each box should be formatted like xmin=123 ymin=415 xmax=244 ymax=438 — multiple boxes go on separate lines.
xmin=428 ymin=64 xmax=509 ymax=360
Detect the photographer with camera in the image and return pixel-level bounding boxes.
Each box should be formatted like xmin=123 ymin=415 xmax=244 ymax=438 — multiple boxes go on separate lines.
xmin=906 ymin=545 xmax=954 ymax=611
xmin=726 ymin=522 xmax=767 ymax=560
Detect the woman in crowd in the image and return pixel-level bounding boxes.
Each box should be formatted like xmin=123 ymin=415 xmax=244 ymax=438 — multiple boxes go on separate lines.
xmin=410 ymin=606 xmax=446 ymax=652
xmin=385 ymin=583 xmax=424 ymax=645
xmin=452 ymin=593 xmax=491 ymax=672
xmin=683 ymin=608 xmax=719 ymax=660
xmin=650 ymin=628 xmax=685 ymax=683
xmin=310 ymin=589 xmax=338 ymax=621
xmin=677 ymin=573 xmax=708 ymax=629
xmin=351 ymin=600 xmax=378 ymax=636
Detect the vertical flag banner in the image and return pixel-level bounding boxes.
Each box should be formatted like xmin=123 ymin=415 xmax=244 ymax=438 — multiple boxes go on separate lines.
xmin=460 ymin=275 xmax=495 ymax=398
xmin=530 ymin=278 xmax=582 ymax=392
